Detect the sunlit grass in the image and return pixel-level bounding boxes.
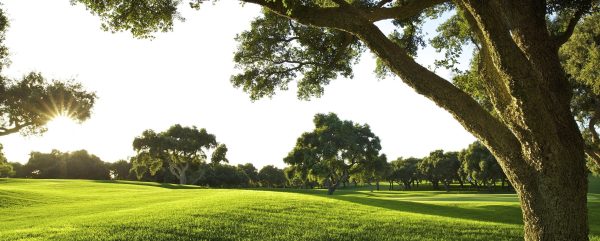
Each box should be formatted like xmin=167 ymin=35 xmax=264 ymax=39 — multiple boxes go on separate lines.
xmin=1 ymin=178 xmax=599 ymax=241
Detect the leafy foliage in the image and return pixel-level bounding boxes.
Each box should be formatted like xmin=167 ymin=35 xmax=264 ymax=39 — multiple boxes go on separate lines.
xmin=132 ymin=124 xmax=225 ymax=184
xmin=0 ymin=9 xmax=96 ymax=137
xmin=232 ymin=11 xmax=363 ymax=100
xmin=0 ymin=143 xmax=14 ymax=177
xmin=71 ymin=0 xmax=183 ymax=39
xmin=388 ymin=157 xmax=419 ymax=189
xmin=458 ymin=141 xmax=505 ymax=189
xmin=20 ymin=149 xmax=109 ymax=180
xmin=258 ymin=165 xmax=287 ymax=187
xmin=284 ymin=113 xmax=382 ymax=194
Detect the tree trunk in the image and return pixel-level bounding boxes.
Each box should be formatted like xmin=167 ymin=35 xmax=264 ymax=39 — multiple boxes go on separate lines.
xmin=522 ymin=175 xmax=587 ymax=240
xmin=376 ymin=181 xmax=380 ymax=191
xmin=178 ymin=174 xmax=187 ymax=185
xmin=327 ymin=183 xmax=338 ymax=195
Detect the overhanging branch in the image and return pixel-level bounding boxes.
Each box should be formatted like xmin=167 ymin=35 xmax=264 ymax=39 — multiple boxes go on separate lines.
xmin=243 ymin=0 xmax=523 ymax=172
xmin=241 ymin=0 xmax=448 ymax=24
xmin=554 ymin=2 xmax=592 ymax=47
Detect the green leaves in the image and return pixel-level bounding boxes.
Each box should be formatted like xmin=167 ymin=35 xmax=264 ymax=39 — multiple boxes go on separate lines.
xmin=0 ymin=72 xmax=97 ymax=136
xmin=0 ymin=144 xmax=14 ymax=178
xmin=211 ymin=144 xmax=229 ymax=164
xmin=232 ymin=11 xmax=362 ymax=100
xmin=284 ymin=113 xmax=382 ymax=190
xmin=560 ymin=12 xmax=600 ymax=95
xmin=131 ymin=124 xmax=225 ymax=183
xmin=72 ymin=0 xmax=183 ymax=39
xmin=458 ymin=141 xmax=503 ymax=185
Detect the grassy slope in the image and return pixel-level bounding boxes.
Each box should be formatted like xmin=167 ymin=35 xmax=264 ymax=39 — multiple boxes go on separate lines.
xmin=1 ymin=178 xmax=599 ymax=241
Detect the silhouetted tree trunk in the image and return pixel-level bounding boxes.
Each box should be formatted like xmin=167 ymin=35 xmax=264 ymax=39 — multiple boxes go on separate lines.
xmin=443 ymin=180 xmax=450 ymax=192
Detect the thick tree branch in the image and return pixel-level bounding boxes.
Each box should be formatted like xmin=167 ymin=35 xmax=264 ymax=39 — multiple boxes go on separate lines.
xmin=247 ymin=0 xmax=523 ymax=176
xmin=0 ymin=121 xmax=33 ymax=137
xmin=554 ymin=1 xmax=592 ymax=47
xmin=376 ymin=0 xmax=393 ymax=8
xmin=241 ymin=0 xmax=447 ymax=23
xmin=364 ymin=0 xmax=449 ymax=22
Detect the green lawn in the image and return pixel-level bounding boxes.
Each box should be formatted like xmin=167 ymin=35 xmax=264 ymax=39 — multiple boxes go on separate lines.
xmin=1 ymin=178 xmax=599 ymax=241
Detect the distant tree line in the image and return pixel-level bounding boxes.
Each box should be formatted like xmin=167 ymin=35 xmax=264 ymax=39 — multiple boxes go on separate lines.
xmin=0 ymin=147 xmax=287 ymax=188
xmin=2 ymin=114 xmax=597 ymax=193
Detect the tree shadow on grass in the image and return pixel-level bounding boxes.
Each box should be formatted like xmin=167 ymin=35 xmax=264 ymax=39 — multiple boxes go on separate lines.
xmin=91 ymin=180 xmax=205 ymax=189
xmin=333 ymin=194 xmax=523 ymax=225
xmin=255 ymin=188 xmax=524 ymax=226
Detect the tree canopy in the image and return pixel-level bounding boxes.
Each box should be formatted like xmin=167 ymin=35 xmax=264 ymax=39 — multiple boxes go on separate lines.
xmin=132 ymin=124 xmax=227 ymax=185
xmin=0 ymin=143 xmax=13 ymax=177
xmin=284 ymin=113 xmax=382 ymax=195
xmin=459 ymin=141 xmax=505 ymax=190
xmin=258 ymin=165 xmax=287 ymax=188
xmin=0 ymin=8 xmax=96 ymax=137
xmin=20 ymin=149 xmax=109 ymax=180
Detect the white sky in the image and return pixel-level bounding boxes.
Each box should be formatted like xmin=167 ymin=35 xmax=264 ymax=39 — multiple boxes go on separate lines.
xmin=0 ymin=0 xmax=474 ymax=168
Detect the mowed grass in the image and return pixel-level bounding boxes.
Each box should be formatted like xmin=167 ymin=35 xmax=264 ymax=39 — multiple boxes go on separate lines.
xmin=1 ymin=178 xmax=599 ymax=241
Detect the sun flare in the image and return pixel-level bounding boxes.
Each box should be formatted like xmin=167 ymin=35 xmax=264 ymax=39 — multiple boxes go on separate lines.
xmin=45 ymin=114 xmax=80 ymax=150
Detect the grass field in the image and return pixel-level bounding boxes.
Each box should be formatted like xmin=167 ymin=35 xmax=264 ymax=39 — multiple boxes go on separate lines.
xmin=1 ymin=178 xmax=599 ymax=241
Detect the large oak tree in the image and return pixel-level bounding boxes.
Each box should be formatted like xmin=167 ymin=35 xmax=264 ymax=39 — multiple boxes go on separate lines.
xmin=284 ymin=113 xmax=383 ymax=195
xmin=132 ymin=124 xmax=228 ymax=185
xmin=73 ymin=0 xmax=598 ymax=239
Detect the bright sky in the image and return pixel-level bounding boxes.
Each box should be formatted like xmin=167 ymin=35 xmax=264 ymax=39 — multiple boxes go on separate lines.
xmin=0 ymin=0 xmax=475 ymax=168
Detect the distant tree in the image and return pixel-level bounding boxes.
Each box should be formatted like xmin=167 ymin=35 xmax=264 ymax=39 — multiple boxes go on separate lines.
xmin=258 ymin=165 xmax=286 ymax=188
xmin=24 ymin=150 xmax=67 ymax=179
xmin=0 ymin=10 xmax=95 ymax=137
xmin=21 ymin=149 xmax=110 ymax=180
xmin=132 ymin=124 xmax=227 ymax=185
xmin=202 ymin=163 xmax=249 ymax=188
xmin=437 ymin=151 xmax=460 ymax=191
xmin=417 ymin=150 xmax=459 ymax=191
xmin=284 ymin=166 xmax=302 ymax=188
xmin=210 ymin=144 xmax=229 ymax=164
xmin=237 ymin=163 xmax=259 ymax=186
xmin=389 ymin=157 xmax=420 ymax=190
xmin=64 ymin=150 xmax=110 ymax=180
xmin=284 ymin=113 xmax=383 ymax=195
xmin=0 ymin=144 xmax=14 ymax=177
xmin=417 ymin=151 xmax=441 ymax=190
xmin=8 ymin=162 xmax=25 ymax=178
xmin=109 ymin=159 xmax=133 ymax=180
xmin=355 ymin=154 xmax=388 ymax=190
xmin=459 ymin=141 xmax=506 ymax=190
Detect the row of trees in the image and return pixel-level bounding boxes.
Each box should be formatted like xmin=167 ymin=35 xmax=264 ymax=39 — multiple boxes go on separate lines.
xmin=387 ymin=142 xmax=507 ymax=192
xmin=280 ymin=113 xmax=509 ymax=194
xmin=4 ymin=149 xmax=110 ymax=180
xmin=0 ymin=147 xmax=287 ymax=188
